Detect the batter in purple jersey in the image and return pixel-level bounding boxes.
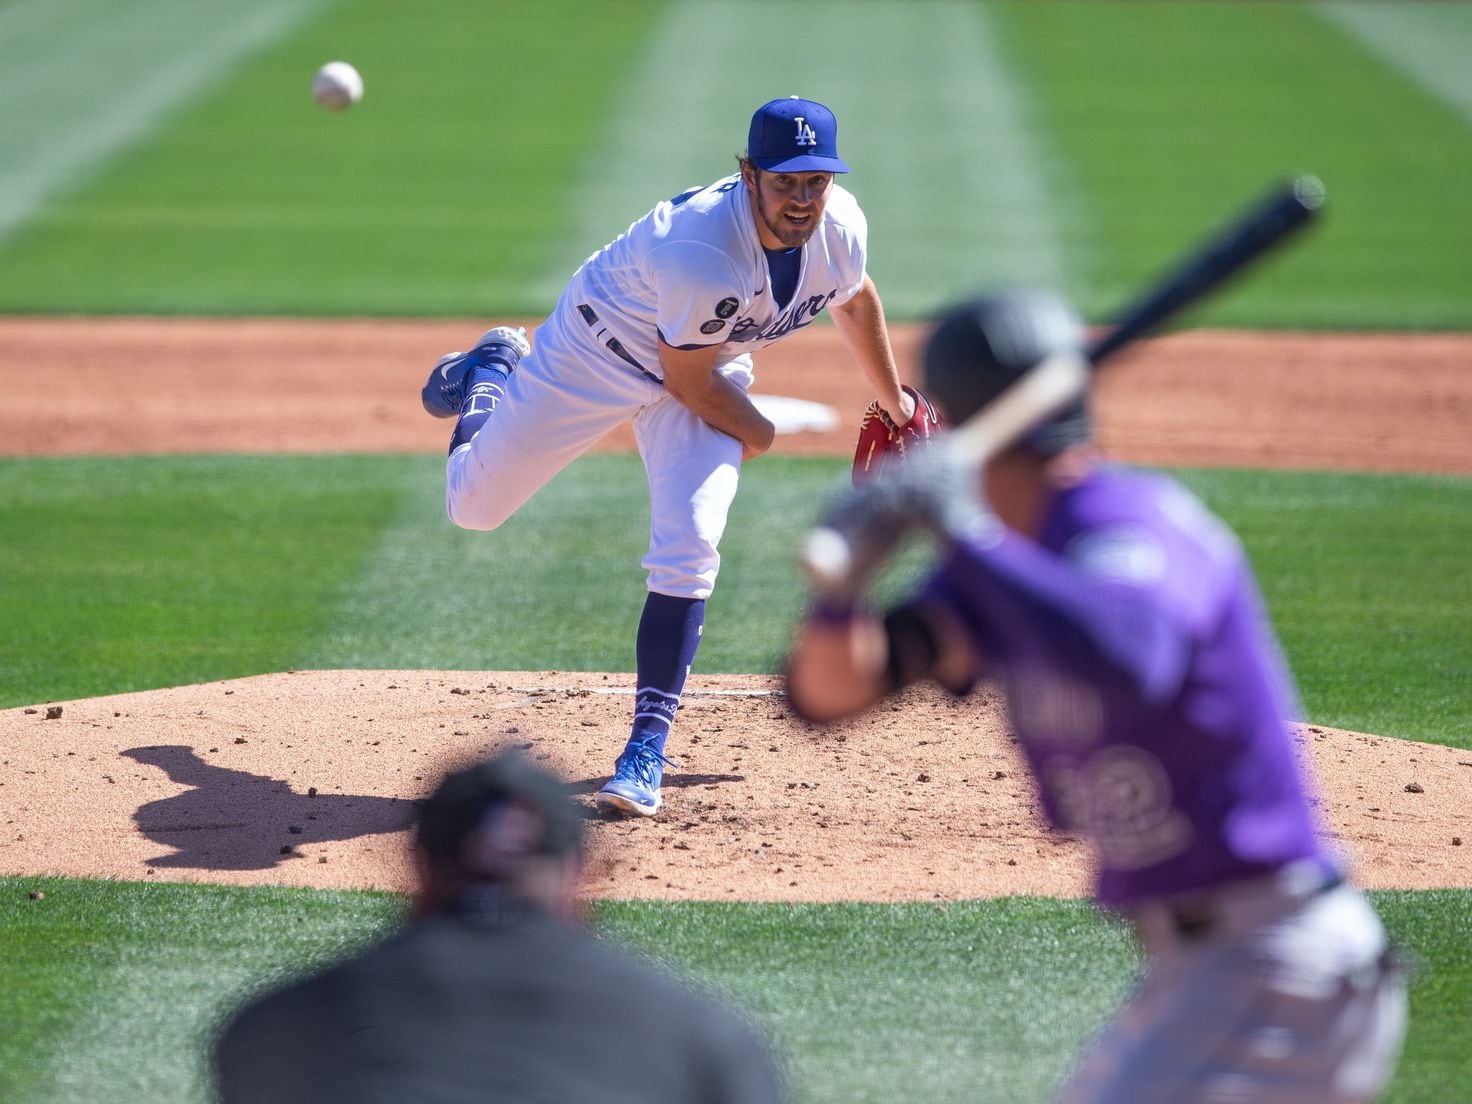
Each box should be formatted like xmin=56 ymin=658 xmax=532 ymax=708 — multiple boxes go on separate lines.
xmin=786 ymin=291 xmax=1406 ymax=1103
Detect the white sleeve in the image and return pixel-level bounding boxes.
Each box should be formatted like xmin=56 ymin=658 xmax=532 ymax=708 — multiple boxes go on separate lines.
xmin=649 ymin=241 xmax=748 ymax=348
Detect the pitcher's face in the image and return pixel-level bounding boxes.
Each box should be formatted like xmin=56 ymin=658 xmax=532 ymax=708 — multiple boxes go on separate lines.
xmin=746 ymin=167 xmax=833 ymax=249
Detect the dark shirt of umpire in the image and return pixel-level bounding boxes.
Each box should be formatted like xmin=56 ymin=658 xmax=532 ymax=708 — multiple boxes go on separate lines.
xmin=212 ymin=750 xmax=787 ymax=1104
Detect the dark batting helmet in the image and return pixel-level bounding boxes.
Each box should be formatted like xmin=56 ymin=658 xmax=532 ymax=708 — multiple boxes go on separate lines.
xmin=921 ymin=290 xmax=1092 ymax=455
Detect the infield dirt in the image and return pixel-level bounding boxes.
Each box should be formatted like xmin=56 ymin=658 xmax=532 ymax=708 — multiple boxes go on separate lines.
xmin=2 ymin=318 xmax=1469 ymax=901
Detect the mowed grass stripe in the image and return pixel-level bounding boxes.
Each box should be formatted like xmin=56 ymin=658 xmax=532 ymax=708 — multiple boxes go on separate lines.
xmin=40 ymin=955 xmax=243 ymax=1103
xmin=3 ymin=878 xmax=397 ymax=1104
xmin=314 ymin=459 xmax=1472 ymax=748
xmin=3 ymin=456 xmax=1469 ymax=748
xmin=826 ymin=0 xmax=1073 ymax=312
xmin=526 ymin=0 xmax=742 ymax=306
xmin=301 ymin=456 xmax=651 ymax=673
xmin=0 ymin=0 xmax=328 ymax=243
xmin=5 ymin=878 xmax=1468 ymax=1104
xmin=307 ymin=455 xmax=847 ymax=676
xmin=999 ymin=0 xmax=1472 ymax=328
xmin=535 ymin=0 xmax=1071 ymax=320
xmin=308 ymin=455 xmax=895 ymax=679
xmin=0 ymin=0 xmax=1465 ymax=324
xmin=0 ymin=456 xmax=405 ymax=707
xmin=1183 ymin=469 xmax=1472 ymax=748
xmin=1316 ymin=1 xmax=1472 ymax=126
xmin=0 ymin=0 xmax=660 ymax=315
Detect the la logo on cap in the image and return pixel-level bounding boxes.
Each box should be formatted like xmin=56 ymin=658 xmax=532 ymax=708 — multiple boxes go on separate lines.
xmin=747 ymin=96 xmax=851 ymax=174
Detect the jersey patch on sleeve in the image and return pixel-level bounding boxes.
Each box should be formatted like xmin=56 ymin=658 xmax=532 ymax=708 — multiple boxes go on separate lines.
xmin=699 ymin=319 xmax=726 ymax=335
xmin=1064 ymin=526 xmax=1167 ymax=585
xmin=715 ymin=297 xmax=739 ymax=318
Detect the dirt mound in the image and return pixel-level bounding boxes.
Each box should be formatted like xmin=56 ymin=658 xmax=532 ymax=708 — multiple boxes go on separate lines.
xmin=3 ymin=671 xmax=1468 ymax=899
xmin=3 ymin=317 xmax=1471 ymax=473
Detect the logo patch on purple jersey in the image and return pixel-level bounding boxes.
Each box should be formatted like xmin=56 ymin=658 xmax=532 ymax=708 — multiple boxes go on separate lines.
xmin=1081 ymin=746 xmax=1194 ymax=870
xmin=715 ymin=297 xmax=738 ymax=319
xmin=1066 ymin=527 xmax=1166 ymax=584
xmin=700 ymin=319 xmax=726 ymax=335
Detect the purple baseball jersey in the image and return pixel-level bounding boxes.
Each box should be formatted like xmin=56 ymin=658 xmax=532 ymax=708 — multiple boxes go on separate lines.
xmin=917 ymin=465 xmax=1338 ymax=907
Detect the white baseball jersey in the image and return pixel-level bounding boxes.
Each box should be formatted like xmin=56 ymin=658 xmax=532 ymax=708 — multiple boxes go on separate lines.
xmin=558 ymin=172 xmax=869 ymax=379
xmin=445 ymin=171 xmax=872 ymax=599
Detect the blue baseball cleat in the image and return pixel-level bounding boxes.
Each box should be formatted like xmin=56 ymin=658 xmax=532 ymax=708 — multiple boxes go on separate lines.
xmin=421 ymin=325 xmax=531 ymax=418
xmin=597 ymin=733 xmax=676 ymax=817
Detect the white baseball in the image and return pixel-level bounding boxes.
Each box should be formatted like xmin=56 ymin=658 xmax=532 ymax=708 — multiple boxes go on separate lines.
xmin=312 ymin=61 xmax=363 ymax=111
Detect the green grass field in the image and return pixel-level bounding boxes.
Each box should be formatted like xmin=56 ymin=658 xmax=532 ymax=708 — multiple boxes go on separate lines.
xmin=4 ymin=877 xmax=1469 ymax=1104
xmin=2 ymin=1 xmax=1469 ymax=1101
xmin=0 ymin=0 xmax=1468 ymax=323
xmin=5 ymin=457 xmax=1470 ymax=747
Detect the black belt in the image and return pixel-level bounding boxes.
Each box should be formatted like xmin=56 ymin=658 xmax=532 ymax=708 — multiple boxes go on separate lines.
xmin=577 ymin=304 xmax=662 ymax=383
xmin=1171 ymin=871 xmax=1345 ymax=941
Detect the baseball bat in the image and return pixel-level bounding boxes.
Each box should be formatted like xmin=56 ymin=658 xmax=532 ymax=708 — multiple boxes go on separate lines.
xmin=947 ymin=173 xmax=1326 ymax=466
xmin=1085 ymin=173 xmax=1325 ymax=366
xmin=802 ymin=174 xmax=1326 ymax=594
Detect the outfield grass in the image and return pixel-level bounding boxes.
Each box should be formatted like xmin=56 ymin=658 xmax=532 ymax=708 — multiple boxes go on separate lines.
xmin=0 ymin=877 xmax=399 ymax=1104
xmin=3 ymin=877 xmax=1466 ymax=1103
xmin=1370 ymin=890 xmax=1472 ymax=1100
xmin=1179 ymin=470 xmax=1472 ymax=746
xmin=4 ymin=456 xmax=1469 ymax=748
xmin=0 ymin=0 xmax=1467 ymax=323
xmin=0 ymin=455 xmax=407 ymax=703
xmin=0 ymin=0 xmax=665 ymax=316
xmin=998 ymin=0 xmax=1472 ymax=328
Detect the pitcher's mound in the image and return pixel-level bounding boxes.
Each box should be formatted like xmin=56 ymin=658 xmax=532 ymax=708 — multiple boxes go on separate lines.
xmin=3 ymin=670 xmax=1468 ymax=900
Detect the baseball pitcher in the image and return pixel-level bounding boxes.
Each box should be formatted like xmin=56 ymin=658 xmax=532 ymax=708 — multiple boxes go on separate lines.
xmin=785 ymin=292 xmax=1407 ymax=1103
xmin=423 ymin=97 xmax=931 ymax=816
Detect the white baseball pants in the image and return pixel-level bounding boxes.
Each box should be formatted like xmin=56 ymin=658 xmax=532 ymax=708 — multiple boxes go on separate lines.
xmin=445 ymin=309 xmax=749 ymax=600
xmin=1055 ymin=873 xmax=1406 ymax=1104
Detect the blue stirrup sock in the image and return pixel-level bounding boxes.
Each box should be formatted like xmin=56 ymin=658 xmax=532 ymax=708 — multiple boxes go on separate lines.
xmin=449 ymin=366 xmax=509 ymax=453
xmin=630 ymin=592 xmax=706 ymax=756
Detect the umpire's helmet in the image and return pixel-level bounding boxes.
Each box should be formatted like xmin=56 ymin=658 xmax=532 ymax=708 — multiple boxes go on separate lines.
xmin=417 ymin=750 xmax=583 ymax=877
xmin=921 ymin=290 xmax=1091 ymax=455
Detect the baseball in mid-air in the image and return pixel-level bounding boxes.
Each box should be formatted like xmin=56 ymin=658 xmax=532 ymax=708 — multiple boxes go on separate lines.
xmin=312 ymin=61 xmax=363 ymax=111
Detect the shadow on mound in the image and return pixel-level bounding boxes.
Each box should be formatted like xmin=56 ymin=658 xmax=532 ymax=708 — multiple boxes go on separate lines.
xmin=123 ymin=745 xmax=419 ymax=871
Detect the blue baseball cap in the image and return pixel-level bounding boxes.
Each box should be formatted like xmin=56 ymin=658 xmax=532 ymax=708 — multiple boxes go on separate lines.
xmin=747 ymin=96 xmax=850 ymax=174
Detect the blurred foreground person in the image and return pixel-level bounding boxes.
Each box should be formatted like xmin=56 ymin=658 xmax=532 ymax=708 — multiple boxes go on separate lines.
xmin=785 ymin=291 xmax=1406 ymax=1103
xmin=214 ymin=750 xmax=785 ymax=1104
